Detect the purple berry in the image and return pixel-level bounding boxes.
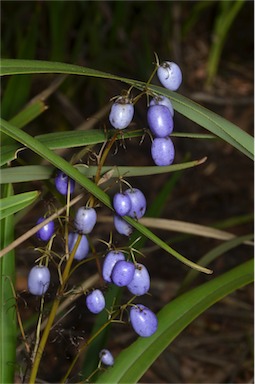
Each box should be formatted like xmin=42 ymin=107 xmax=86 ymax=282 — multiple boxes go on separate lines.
xmin=55 ymin=170 xmax=75 ymax=195
xmin=147 ymin=104 xmax=173 ymax=138
xmin=114 ymin=215 xmax=133 ymax=236
xmin=111 ymin=260 xmax=135 ymax=287
xmin=99 ymin=349 xmax=114 ymax=366
xmin=36 ymin=217 xmax=55 ymax=242
xmin=28 ymin=265 xmax=50 ymax=296
xmin=127 ymin=263 xmax=150 ymax=296
xmin=86 ymin=289 xmax=105 ymax=314
xmin=102 ymin=251 xmax=125 ymax=283
xmin=109 ymin=97 xmax=134 ymax=129
xmin=151 ymin=137 xmax=175 ymax=166
xmin=113 ymin=192 xmax=132 ymax=216
xmin=68 ymin=232 xmax=90 ymax=261
xmin=130 ymin=304 xmax=158 ymax=337
xmin=125 ymin=188 xmax=146 ymax=219
xmin=150 ymin=96 xmax=174 ymax=117
xmin=74 ymin=207 xmax=97 ymax=234
xmin=157 ymin=61 xmax=182 ymax=91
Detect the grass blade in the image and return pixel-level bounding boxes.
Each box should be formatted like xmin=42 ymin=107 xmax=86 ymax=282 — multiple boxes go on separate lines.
xmin=0 ymin=190 xmax=40 ymax=220
xmin=0 ymin=158 xmax=206 ymax=184
xmin=0 ymin=184 xmax=16 ymax=384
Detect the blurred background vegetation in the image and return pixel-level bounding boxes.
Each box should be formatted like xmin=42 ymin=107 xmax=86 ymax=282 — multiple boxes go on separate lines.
xmin=1 ymin=1 xmax=253 ymax=383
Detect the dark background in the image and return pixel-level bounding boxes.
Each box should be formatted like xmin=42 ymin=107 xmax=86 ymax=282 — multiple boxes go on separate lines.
xmin=1 ymin=1 xmax=253 ymax=383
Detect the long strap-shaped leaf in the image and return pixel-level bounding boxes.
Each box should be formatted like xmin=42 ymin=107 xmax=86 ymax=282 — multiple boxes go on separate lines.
xmin=95 ymin=258 xmax=253 ymax=384
xmin=1 ymin=59 xmax=253 ymax=159
xmin=0 ymin=118 xmax=211 ymax=274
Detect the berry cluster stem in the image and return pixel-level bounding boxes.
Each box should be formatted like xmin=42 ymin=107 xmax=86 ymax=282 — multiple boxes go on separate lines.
xmin=29 ymin=235 xmax=82 ymax=383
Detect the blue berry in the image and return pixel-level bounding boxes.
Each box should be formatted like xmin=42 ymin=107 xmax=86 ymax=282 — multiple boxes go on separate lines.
xmin=157 ymin=61 xmax=182 ymax=91
xmin=99 ymin=349 xmax=114 ymax=366
xmin=147 ymin=104 xmax=173 ymax=138
xmin=36 ymin=217 xmax=55 ymax=242
xmin=113 ymin=192 xmax=132 ymax=216
xmin=125 ymin=188 xmax=146 ymax=219
xmin=150 ymin=96 xmax=174 ymax=117
xmin=68 ymin=232 xmax=90 ymax=261
xmin=28 ymin=265 xmax=50 ymax=296
xmin=130 ymin=304 xmax=158 ymax=337
xmin=86 ymin=289 xmax=105 ymax=314
xmin=114 ymin=215 xmax=133 ymax=236
xmin=111 ymin=260 xmax=135 ymax=287
xmin=55 ymin=170 xmax=75 ymax=195
xmin=151 ymin=137 xmax=175 ymax=166
xmin=109 ymin=97 xmax=134 ymax=129
xmin=74 ymin=207 xmax=97 ymax=234
xmin=127 ymin=263 xmax=150 ymax=296
xmin=102 ymin=251 xmax=125 ymax=283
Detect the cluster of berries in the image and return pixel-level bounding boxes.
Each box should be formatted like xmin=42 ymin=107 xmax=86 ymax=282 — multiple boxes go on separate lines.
xmin=109 ymin=60 xmax=182 ymax=166
xmin=27 ymin=58 xmax=182 ymax=371
xmin=27 ymin=171 xmax=155 ymax=367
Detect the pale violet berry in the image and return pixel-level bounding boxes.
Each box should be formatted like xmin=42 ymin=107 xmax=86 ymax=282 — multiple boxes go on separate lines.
xmin=127 ymin=263 xmax=150 ymax=296
xmin=151 ymin=137 xmax=175 ymax=166
xmin=55 ymin=170 xmax=75 ymax=195
xmin=147 ymin=104 xmax=173 ymax=138
xmin=99 ymin=349 xmax=114 ymax=366
xmin=130 ymin=304 xmax=158 ymax=337
xmin=114 ymin=215 xmax=133 ymax=236
xmin=28 ymin=265 xmax=50 ymax=296
xmin=74 ymin=207 xmax=97 ymax=234
xmin=150 ymin=96 xmax=174 ymax=117
xmin=68 ymin=232 xmax=90 ymax=261
xmin=36 ymin=217 xmax=55 ymax=242
xmin=111 ymin=260 xmax=135 ymax=287
xmin=102 ymin=251 xmax=125 ymax=283
xmin=157 ymin=61 xmax=182 ymax=91
xmin=86 ymin=289 xmax=105 ymax=314
xmin=109 ymin=97 xmax=134 ymax=130
xmin=113 ymin=192 xmax=132 ymax=216
xmin=125 ymin=188 xmax=146 ymax=219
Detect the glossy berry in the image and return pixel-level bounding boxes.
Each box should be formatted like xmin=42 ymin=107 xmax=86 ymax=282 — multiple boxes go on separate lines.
xmin=125 ymin=188 xmax=146 ymax=219
xmin=36 ymin=217 xmax=55 ymax=242
xmin=157 ymin=61 xmax=182 ymax=91
xmin=113 ymin=192 xmax=132 ymax=216
xmin=102 ymin=251 xmax=125 ymax=283
xmin=127 ymin=263 xmax=150 ymax=296
xmin=68 ymin=232 xmax=90 ymax=261
xmin=99 ymin=349 xmax=114 ymax=366
xmin=150 ymin=95 xmax=174 ymax=116
xmin=130 ymin=304 xmax=158 ymax=337
xmin=151 ymin=137 xmax=175 ymax=166
xmin=86 ymin=289 xmax=105 ymax=314
xmin=114 ymin=215 xmax=133 ymax=236
xmin=28 ymin=265 xmax=50 ymax=296
xmin=111 ymin=260 xmax=135 ymax=287
xmin=109 ymin=97 xmax=134 ymax=130
xmin=74 ymin=207 xmax=97 ymax=234
xmin=147 ymin=104 xmax=173 ymax=138
xmin=55 ymin=170 xmax=75 ymax=195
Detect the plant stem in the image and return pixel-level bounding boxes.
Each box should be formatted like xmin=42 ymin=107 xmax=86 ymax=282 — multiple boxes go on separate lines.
xmin=29 ymin=235 xmax=82 ymax=383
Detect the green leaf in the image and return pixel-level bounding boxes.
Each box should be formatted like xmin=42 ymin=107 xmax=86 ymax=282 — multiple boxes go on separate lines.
xmin=0 ymin=118 xmax=211 ymax=274
xmin=0 ymin=59 xmax=253 ymax=159
xmin=0 ymin=184 xmax=16 ymax=384
xmin=0 ymin=190 xmax=40 ymax=220
xmin=0 ymin=158 xmax=205 ymax=184
xmin=95 ymin=259 xmax=253 ymax=383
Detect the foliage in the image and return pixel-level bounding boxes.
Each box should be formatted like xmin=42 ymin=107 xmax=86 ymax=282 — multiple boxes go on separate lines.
xmin=0 ymin=57 xmax=253 ymax=383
